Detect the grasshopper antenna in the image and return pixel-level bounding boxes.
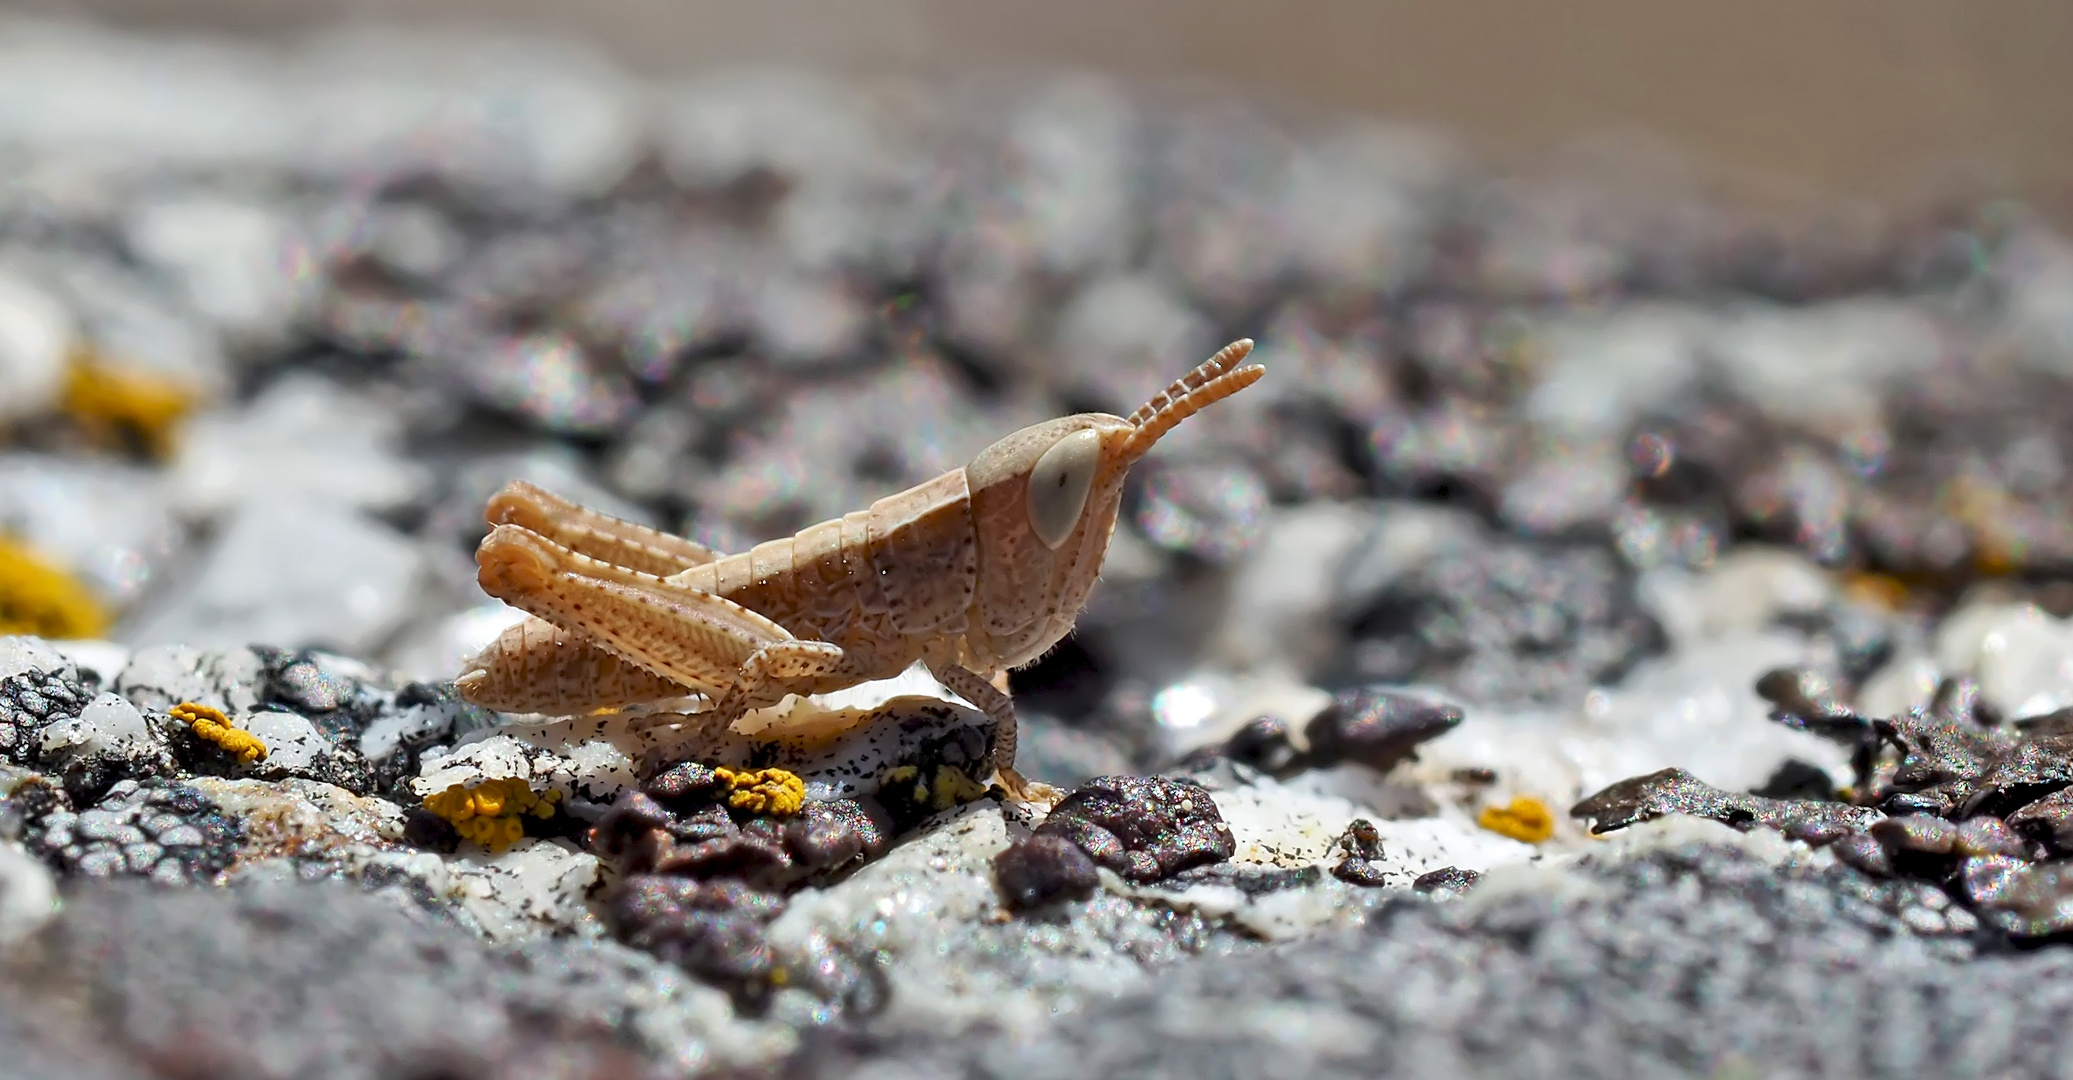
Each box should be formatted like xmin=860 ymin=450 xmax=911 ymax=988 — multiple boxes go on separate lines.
xmin=1122 ymin=339 xmax=1264 ymax=461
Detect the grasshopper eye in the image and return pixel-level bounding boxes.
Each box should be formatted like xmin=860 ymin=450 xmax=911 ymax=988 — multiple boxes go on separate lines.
xmin=1026 ymin=428 xmax=1102 ymax=550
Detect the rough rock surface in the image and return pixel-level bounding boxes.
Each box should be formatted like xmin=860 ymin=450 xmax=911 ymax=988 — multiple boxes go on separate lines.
xmin=785 ymin=841 xmax=2062 ymax=1080
xmin=9 ymin=17 xmax=2073 ymax=1080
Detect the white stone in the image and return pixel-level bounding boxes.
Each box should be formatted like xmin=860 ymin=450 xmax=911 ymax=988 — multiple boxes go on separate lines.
xmin=33 ymin=250 xmax=231 ymax=399
xmin=364 ymin=202 xmax=465 ymax=281
xmin=1329 ymin=502 xmax=1485 ymax=618
xmin=414 ymin=727 xmax=636 ymax=813
xmin=1148 ymin=669 xmax=1335 ymax=761
xmin=1123 ymin=872 xmax=1368 ymax=942
xmin=1448 ymin=816 xmax=1812 ymax=922
xmin=0 ymin=21 xmax=293 ymax=175
xmin=1052 ymin=273 xmax=1213 ymax=413
xmin=122 ymin=500 xmax=427 ymax=656
xmin=169 ymin=374 xmax=433 ymax=518
xmin=0 ymin=635 xmax=75 ymax=681
xmin=413 ymin=734 xmax=548 ymax=798
xmin=1207 ymin=501 xmax=1373 ymax=678
xmin=1414 ymin=630 xmax=1850 ymax=808
xmin=1638 ymin=546 xmax=1835 ymax=647
xmin=0 ymin=453 xmax=182 ymax=605
xmin=440 ymin=839 xmax=602 ymax=943
xmin=297 ymin=30 xmax=644 ymax=197
xmin=1498 ymin=441 xmax=1629 ymax=536
xmin=1998 ymin=228 xmax=2073 ymax=373
xmin=1448 ymin=853 xmax=1614 ymax=916
xmin=0 ymin=270 xmax=73 ymax=422
xmin=125 ymin=194 xmax=314 ymax=348
xmin=379 ymin=602 xmax=530 ymax=684
xmin=556 ymin=739 xmax=640 ymax=801
xmin=1002 ymin=77 xmax=1138 ymax=274
xmin=766 ymin=803 xmax=1116 ymax=1040
xmin=112 ymin=643 xmax=264 ymax=716
xmin=1709 ymin=300 xmax=1942 ymax=430
xmin=1857 ymin=653 xmax=1941 ymax=719
xmin=616 ymin=967 xmax=799 ymax=1076
xmin=1211 ymin=777 xmax=1535 ymax=877
xmin=1277 ymin=121 xmax=1448 ymax=291
xmin=40 ymin=692 xmax=155 ymax=757
xmin=357 ymin=702 xmax=456 ymax=764
xmin=749 ymin=272 xmax=865 ymax=365
xmin=191 ymin=776 xmax=404 ymax=850
xmin=1584 ymin=813 xmax=1808 ymax=867
xmin=241 ymin=710 xmax=329 ymax=773
xmin=1934 ymin=601 xmax=2073 ymax=719
xmin=1524 ymin=304 xmax=1711 ymax=437
xmin=46 ymin=639 xmax=128 ymax=684
xmin=0 ymin=840 xmax=56 ymax=948
xmin=0 ymin=22 xmax=641 ymax=197
xmin=658 ymin=67 xmax=879 ymax=190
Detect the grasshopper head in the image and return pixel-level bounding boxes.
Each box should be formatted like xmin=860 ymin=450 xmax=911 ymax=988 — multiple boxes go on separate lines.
xmin=962 ymin=339 xmax=1265 ymax=668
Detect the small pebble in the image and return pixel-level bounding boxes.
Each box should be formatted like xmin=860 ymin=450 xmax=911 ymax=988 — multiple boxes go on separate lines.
xmin=994 ymin=835 xmax=1101 ymax=909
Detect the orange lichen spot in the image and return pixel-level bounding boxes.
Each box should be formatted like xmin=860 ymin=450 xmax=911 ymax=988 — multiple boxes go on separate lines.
xmin=172 ymin=701 xmax=268 ymax=764
xmin=1841 ymin=572 xmax=1911 ymax=613
xmin=1478 ymin=796 xmax=1556 ymax=844
xmin=1942 ymin=476 xmax=2027 ymax=577
xmin=714 ymin=767 xmax=806 ymax=816
xmin=0 ymin=537 xmax=110 ymax=639
xmin=423 ymin=778 xmax=559 ymax=852
xmin=59 ymin=353 xmax=197 ymax=459
xmin=1973 ymin=529 xmax=2024 ymax=577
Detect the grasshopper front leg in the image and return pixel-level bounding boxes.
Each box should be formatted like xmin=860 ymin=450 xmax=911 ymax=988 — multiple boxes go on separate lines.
xmin=930 ymin=663 xmax=1058 ymax=803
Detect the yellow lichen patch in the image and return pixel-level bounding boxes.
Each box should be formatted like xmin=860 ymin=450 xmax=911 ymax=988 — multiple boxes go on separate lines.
xmin=0 ymin=537 xmax=109 ymax=639
xmin=423 ymin=778 xmax=561 ymax=852
xmin=714 ymin=767 xmax=806 ymax=816
xmin=878 ymin=763 xmax=990 ymax=812
xmin=1841 ymin=572 xmax=1911 ymax=613
xmin=927 ymin=765 xmax=990 ymax=811
xmin=172 ymin=701 xmax=268 ymax=764
xmin=1477 ymin=796 xmax=1556 ymax=844
xmin=59 ymin=353 xmax=198 ymax=459
xmin=1942 ymin=476 xmax=2029 ymax=577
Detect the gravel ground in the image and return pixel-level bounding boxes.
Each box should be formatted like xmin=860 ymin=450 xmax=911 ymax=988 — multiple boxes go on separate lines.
xmin=6 ymin=16 xmax=2073 ymax=1080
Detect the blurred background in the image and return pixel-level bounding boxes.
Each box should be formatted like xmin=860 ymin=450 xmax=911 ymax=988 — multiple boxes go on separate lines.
xmin=30 ymin=0 xmax=2073 ymax=208
xmin=4 ymin=0 xmax=2073 ymax=771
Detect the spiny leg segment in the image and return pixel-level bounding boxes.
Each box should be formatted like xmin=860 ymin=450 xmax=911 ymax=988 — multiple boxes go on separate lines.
xmin=456 ymin=615 xmax=696 ymax=715
xmin=474 ymin=518 xmax=874 ymax=727
xmin=477 ymin=523 xmax=796 ymax=693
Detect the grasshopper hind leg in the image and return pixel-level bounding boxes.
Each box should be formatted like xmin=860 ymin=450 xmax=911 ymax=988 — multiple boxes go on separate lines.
xmin=455 ymin=615 xmax=702 ymax=715
xmin=712 ymin=639 xmax=853 ymax=716
xmin=475 ymin=523 xmax=866 ymax=723
xmin=486 ymin=481 xmax=720 ymax=578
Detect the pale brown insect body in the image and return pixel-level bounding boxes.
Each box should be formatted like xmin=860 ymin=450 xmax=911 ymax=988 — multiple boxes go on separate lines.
xmin=455 ymin=339 xmax=1266 ymax=797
